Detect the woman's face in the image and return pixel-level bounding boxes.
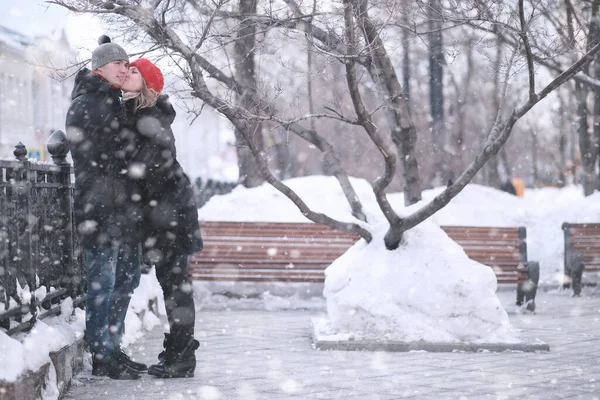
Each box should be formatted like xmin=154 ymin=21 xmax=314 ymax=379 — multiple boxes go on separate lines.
xmin=121 ymin=66 xmax=144 ymax=92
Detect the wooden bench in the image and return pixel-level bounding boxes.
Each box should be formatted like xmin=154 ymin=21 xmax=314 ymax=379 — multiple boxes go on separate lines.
xmin=190 ymin=222 xmax=539 ymax=306
xmin=562 ymin=223 xmax=600 ymax=295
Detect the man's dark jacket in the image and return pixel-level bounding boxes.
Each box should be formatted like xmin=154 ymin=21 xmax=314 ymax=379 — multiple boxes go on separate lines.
xmin=66 ymin=68 xmax=142 ymax=249
xmin=124 ymin=94 xmax=202 ymax=262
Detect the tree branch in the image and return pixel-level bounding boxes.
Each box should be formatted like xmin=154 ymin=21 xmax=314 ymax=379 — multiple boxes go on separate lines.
xmin=342 ymin=0 xmax=399 ymax=229
xmin=400 ymin=39 xmax=600 ymax=232
xmin=50 ymin=0 xmax=371 ymax=239
xmin=519 ymin=0 xmax=537 ymax=101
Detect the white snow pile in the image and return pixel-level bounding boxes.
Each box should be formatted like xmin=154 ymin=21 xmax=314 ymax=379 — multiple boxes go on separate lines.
xmin=0 ymin=270 xmax=164 ymax=397
xmin=324 ymin=220 xmax=515 ymax=342
xmin=0 ymin=298 xmax=84 ymax=385
xmin=121 ymin=268 xmax=165 ymax=348
xmin=199 ymin=175 xmax=379 ymax=224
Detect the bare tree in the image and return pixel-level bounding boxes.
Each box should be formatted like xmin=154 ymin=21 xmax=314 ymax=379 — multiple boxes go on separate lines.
xmin=457 ymin=0 xmax=600 ymax=193
xmin=52 ymin=0 xmax=600 ymax=249
xmin=233 ymin=0 xmax=265 ymax=188
xmin=447 ymin=34 xmax=473 ymax=178
xmin=427 ymin=0 xmax=449 ymax=185
xmin=569 ymin=0 xmax=600 ymax=195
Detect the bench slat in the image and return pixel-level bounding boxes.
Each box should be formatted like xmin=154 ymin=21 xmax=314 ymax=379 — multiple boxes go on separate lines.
xmin=193 ymin=222 xmax=529 ymax=285
xmin=190 ymin=273 xmax=526 ymax=284
xmin=190 ymin=265 xmax=527 ymax=274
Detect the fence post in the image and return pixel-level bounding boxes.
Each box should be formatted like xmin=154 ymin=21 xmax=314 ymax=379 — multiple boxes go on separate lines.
xmin=562 ymin=223 xmax=572 ymax=289
xmin=47 ymin=130 xmax=79 ymax=301
xmin=12 ymin=143 xmax=36 ymax=328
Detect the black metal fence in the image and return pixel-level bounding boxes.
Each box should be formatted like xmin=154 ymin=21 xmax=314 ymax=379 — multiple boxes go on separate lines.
xmin=194 ymin=177 xmax=236 ymax=208
xmin=0 ymin=131 xmax=85 ymax=336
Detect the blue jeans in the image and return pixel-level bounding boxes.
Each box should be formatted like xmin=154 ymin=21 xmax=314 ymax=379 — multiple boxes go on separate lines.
xmin=85 ymin=244 xmax=141 ymax=360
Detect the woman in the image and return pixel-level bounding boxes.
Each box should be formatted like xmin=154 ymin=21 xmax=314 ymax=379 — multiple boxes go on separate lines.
xmin=121 ymin=58 xmax=203 ymax=379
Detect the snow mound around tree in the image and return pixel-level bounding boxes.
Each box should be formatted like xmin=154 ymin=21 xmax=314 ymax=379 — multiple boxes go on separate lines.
xmin=324 ymin=219 xmax=518 ymax=343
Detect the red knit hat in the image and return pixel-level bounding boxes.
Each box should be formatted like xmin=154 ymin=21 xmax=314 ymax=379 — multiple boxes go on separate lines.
xmin=130 ymin=58 xmax=164 ymax=93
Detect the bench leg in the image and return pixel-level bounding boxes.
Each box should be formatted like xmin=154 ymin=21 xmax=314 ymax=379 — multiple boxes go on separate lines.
xmin=569 ymin=252 xmax=585 ymax=297
xmin=516 ymin=261 xmax=539 ymax=312
xmin=571 ymin=263 xmax=584 ymax=297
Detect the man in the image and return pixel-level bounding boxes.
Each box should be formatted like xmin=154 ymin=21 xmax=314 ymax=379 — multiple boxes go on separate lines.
xmin=66 ymin=35 xmax=145 ymax=380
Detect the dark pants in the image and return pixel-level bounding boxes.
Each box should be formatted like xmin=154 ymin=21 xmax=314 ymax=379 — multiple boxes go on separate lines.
xmin=85 ymin=244 xmax=141 ymax=359
xmin=155 ymin=251 xmax=196 ymax=345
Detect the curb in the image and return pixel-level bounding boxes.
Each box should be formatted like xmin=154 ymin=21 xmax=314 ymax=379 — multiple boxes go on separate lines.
xmin=311 ymin=319 xmax=550 ymax=353
xmin=0 ymin=338 xmax=85 ymax=400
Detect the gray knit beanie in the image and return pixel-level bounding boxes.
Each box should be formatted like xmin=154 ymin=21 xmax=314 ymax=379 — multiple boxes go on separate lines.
xmin=91 ymin=35 xmax=129 ymax=70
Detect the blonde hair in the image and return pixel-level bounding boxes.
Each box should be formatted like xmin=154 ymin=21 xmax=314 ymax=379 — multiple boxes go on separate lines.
xmin=130 ymin=79 xmax=159 ymax=111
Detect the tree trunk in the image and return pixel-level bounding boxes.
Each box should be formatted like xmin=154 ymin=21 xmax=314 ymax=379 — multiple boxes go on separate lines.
xmin=531 ymin=129 xmax=539 ymax=186
xmin=500 ymin=148 xmax=511 ymax=181
xmin=564 ymin=0 xmax=578 ymax=186
xmin=454 ymin=39 xmax=474 ymax=175
xmin=580 ymin=0 xmax=600 ymax=195
xmin=556 ymin=91 xmax=567 ymax=186
xmin=570 ymin=85 xmax=578 ymax=183
xmin=576 ymin=80 xmax=595 ymax=195
xmin=595 ymin=14 xmax=600 ymax=190
xmin=273 ymin=127 xmax=293 ymax=179
xmin=401 ymin=12 xmax=411 ymax=114
xmin=428 ymin=0 xmax=448 ymax=186
xmin=234 ymin=0 xmax=265 ymax=188
xmin=486 ymin=37 xmax=503 ymax=188
xmin=353 ymin=0 xmax=422 ymax=206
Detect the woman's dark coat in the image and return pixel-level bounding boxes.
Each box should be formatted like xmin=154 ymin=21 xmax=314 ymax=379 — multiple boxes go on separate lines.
xmin=66 ymin=69 xmax=142 ymax=249
xmin=124 ymin=95 xmax=203 ymax=263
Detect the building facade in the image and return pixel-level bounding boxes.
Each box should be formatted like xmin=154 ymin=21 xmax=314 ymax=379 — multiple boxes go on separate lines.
xmin=0 ymin=26 xmax=75 ymax=160
xmin=0 ymin=25 xmax=238 ymax=183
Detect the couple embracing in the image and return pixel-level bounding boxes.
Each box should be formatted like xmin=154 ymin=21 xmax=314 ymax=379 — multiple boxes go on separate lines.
xmin=66 ymin=36 xmax=203 ymax=380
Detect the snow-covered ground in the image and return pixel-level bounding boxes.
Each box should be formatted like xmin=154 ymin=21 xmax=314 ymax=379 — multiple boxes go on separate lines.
xmin=2 ymin=175 xmax=598 ymax=391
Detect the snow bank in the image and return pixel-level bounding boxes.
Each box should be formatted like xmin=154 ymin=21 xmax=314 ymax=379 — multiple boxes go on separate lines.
xmin=522 ymin=188 xmax=600 ymax=283
xmin=0 ymin=271 xmax=163 ymax=389
xmin=199 ymin=175 xmax=379 ymax=224
xmin=0 ymin=298 xmax=85 ymax=383
xmin=198 ymin=175 xmax=600 ymax=289
xmin=122 ymin=268 xmax=165 ymax=347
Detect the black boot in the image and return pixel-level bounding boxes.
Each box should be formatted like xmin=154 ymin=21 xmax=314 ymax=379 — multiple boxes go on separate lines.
xmin=114 ymin=349 xmax=148 ymax=372
xmin=92 ymin=353 xmax=141 ymax=380
xmin=148 ymin=334 xmax=199 ymax=378
xmin=156 ymin=333 xmax=169 ymax=362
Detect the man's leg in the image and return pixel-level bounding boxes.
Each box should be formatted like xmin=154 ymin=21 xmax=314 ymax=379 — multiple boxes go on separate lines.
xmin=107 ymin=243 xmax=147 ymax=372
xmin=85 ymin=245 xmax=142 ymax=380
xmin=85 ymin=246 xmax=118 ymax=361
xmin=108 ymin=243 xmax=142 ymax=348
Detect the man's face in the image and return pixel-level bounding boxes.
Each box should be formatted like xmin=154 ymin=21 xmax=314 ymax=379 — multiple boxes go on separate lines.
xmin=96 ymin=60 xmax=129 ymax=87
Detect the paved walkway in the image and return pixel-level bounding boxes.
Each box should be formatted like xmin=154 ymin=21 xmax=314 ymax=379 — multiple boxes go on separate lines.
xmin=64 ymin=289 xmax=600 ymax=399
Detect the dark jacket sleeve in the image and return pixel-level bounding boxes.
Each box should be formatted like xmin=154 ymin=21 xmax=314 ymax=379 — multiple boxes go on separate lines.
xmin=66 ymin=95 xmax=114 ymax=160
xmin=134 ymin=97 xmax=183 ymax=198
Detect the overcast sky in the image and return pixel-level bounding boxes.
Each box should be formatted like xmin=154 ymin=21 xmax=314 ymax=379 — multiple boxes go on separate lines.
xmin=1 ymin=1 xmax=105 ymax=57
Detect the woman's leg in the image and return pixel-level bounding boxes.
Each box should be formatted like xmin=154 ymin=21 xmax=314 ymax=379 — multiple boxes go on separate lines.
xmin=155 ymin=251 xmax=195 ymax=343
xmin=149 ymin=250 xmax=198 ymax=378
